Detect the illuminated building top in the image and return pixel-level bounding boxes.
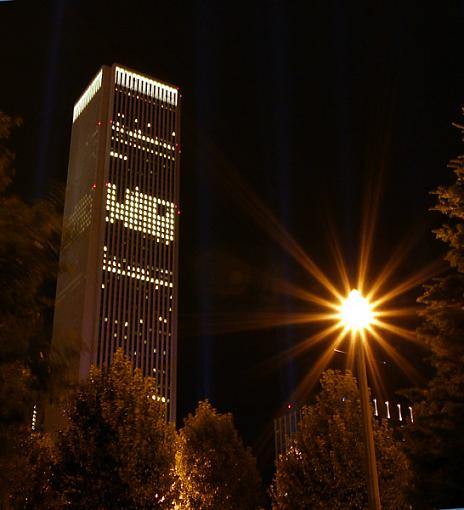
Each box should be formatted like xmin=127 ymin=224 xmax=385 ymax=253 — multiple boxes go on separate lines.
xmin=72 ymin=69 xmax=103 ymax=122
xmin=115 ymin=66 xmax=178 ymax=105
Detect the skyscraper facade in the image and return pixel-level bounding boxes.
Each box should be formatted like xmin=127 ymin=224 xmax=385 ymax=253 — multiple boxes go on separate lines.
xmin=53 ymin=64 xmax=180 ymax=421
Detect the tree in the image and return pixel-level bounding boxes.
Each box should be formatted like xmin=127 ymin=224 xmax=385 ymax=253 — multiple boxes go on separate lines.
xmin=0 ymin=110 xmax=61 ymax=505
xmin=403 ymin=119 xmax=464 ymax=508
xmin=271 ymin=370 xmax=411 ymax=510
xmin=176 ymin=400 xmax=264 ymax=510
xmin=15 ymin=349 xmax=178 ymax=509
xmin=6 ymin=432 xmax=61 ymax=510
xmin=0 ymin=109 xmax=62 ymax=410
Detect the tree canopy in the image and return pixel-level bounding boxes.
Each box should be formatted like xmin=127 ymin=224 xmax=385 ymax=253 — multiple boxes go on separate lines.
xmin=176 ymin=400 xmax=264 ymax=510
xmin=271 ymin=370 xmax=411 ymax=510
xmin=0 ymin=110 xmax=61 ymax=505
xmin=13 ymin=349 xmax=177 ymax=510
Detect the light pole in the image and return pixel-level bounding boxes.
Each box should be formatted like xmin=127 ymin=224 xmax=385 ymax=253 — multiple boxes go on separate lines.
xmin=341 ymin=289 xmax=382 ymax=510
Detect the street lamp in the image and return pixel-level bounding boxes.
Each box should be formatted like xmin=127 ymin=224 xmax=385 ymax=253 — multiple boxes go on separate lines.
xmin=340 ymin=289 xmax=382 ymax=510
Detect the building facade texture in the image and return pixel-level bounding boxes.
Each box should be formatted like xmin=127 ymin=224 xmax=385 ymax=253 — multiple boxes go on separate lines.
xmin=53 ymin=64 xmax=180 ymax=421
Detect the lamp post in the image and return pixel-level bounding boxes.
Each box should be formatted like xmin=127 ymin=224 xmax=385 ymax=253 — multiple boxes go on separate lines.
xmin=341 ymin=290 xmax=382 ymax=510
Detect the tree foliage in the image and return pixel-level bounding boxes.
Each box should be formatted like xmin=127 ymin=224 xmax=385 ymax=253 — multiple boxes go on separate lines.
xmin=0 ymin=110 xmax=62 ymax=417
xmin=176 ymin=400 xmax=264 ymax=510
xmin=271 ymin=370 xmax=411 ymax=510
xmin=6 ymin=432 xmax=61 ymax=510
xmin=13 ymin=349 xmax=177 ymax=510
xmin=0 ymin=110 xmax=61 ymax=505
xmin=404 ymin=120 xmax=464 ymax=508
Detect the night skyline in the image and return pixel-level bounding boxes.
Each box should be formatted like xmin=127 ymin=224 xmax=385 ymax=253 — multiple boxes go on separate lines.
xmin=2 ymin=0 xmax=464 ymax=472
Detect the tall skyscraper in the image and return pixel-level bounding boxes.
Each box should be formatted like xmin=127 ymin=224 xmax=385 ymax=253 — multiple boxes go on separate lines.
xmin=53 ymin=64 xmax=180 ymax=421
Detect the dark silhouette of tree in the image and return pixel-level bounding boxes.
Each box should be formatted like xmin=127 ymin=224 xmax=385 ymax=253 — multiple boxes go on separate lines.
xmin=404 ymin=118 xmax=464 ymax=509
xmin=13 ymin=349 xmax=177 ymax=509
xmin=7 ymin=433 xmax=61 ymax=510
xmin=176 ymin=400 xmax=264 ymax=510
xmin=0 ymin=111 xmax=61 ymax=506
xmin=271 ymin=370 xmax=411 ymax=510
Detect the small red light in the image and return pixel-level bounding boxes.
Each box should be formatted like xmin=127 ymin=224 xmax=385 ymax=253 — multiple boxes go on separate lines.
xmin=97 ymin=121 xmax=102 ymax=126
xmin=287 ymin=404 xmax=292 ymax=409
xmin=92 ymin=183 xmax=97 ymax=189
xmin=177 ymin=210 xmax=181 ymax=215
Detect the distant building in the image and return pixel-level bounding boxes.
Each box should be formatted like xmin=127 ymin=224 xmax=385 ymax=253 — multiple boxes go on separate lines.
xmin=52 ymin=64 xmax=181 ymax=421
xmin=274 ymin=399 xmax=412 ymax=457
xmin=274 ymin=406 xmax=300 ymax=457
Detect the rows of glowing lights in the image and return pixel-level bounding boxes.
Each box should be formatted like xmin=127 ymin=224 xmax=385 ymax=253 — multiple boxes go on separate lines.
xmin=105 ymin=183 xmax=175 ymax=245
xmin=372 ymin=398 xmax=413 ymax=422
xmin=113 ymin=118 xmax=176 ymax=150
xmin=115 ymin=66 xmax=178 ymax=106
xmin=280 ymin=399 xmax=413 ymax=423
xmin=72 ymin=65 xmax=178 ymax=124
xmin=111 ymin=122 xmax=176 ymax=160
xmin=73 ymin=69 xmax=102 ymax=122
xmin=110 ymin=146 xmax=173 ymax=161
xmin=103 ymin=316 xmax=169 ymax=329
xmin=102 ymin=250 xmax=173 ymax=288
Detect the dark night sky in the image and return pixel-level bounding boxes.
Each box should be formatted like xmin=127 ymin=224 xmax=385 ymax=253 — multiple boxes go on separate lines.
xmin=2 ymin=0 xmax=464 ymax=473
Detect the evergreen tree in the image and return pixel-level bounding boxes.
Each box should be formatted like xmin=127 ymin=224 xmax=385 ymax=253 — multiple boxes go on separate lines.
xmin=176 ymin=400 xmax=264 ymax=510
xmin=271 ymin=370 xmax=411 ymax=510
xmin=14 ymin=350 xmax=177 ymax=509
xmin=404 ymin=119 xmax=464 ymax=508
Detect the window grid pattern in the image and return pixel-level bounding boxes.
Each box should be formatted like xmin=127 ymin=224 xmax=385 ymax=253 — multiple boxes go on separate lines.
xmin=98 ymin=69 xmax=178 ymax=414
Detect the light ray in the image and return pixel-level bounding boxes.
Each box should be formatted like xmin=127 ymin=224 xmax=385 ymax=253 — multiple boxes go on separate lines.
xmin=370 ymin=259 xmax=444 ymax=307
xmin=190 ymin=129 xmax=344 ymax=301
xmin=326 ymin=223 xmax=352 ymax=295
xmin=366 ymin=233 xmax=421 ymax=301
xmin=254 ymin=323 xmax=345 ymax=377
xmin=286 ymin=328 xmax=349 ymax=407
xmin=199 ymin=311 xmax=341 ymax=336
xmin=357 ymin=103 xmax=395 ymax=293
xmin=361 ymin=330 xmax=387 ymax=401
xmin=345 ymin=338 xmax=357 ymax=373
xmin=271 ymin=277 xmax=341 ymax=311
xmin=373 ymin=306 xmax=420 ymax=318
xmin=371 ymin=319 xmax=420 ymax=345
xmin=367 ymin=326 xmax=424 ymax=384
xmin=357 ymin=181 xmax=382 ymax=294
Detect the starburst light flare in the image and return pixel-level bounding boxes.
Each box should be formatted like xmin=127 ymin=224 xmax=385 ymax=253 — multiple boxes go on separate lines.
xmin=339 ymin=289 xmax=374 ymax=332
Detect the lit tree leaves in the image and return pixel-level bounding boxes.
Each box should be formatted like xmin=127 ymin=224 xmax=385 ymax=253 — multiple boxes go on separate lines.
xmin=176 ymin=400 xmax=264 ymax=510
xmin=271 ymin=370 xmax=411 ymax=510
xmin=50 ymin=350 xmax=178 ymax=510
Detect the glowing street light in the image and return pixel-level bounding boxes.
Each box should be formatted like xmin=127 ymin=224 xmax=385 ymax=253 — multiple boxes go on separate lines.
xmin=340 ymin=289 xmax=381 ymax=510
xmin=340 ymin=289 xmax=373 ymax=331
